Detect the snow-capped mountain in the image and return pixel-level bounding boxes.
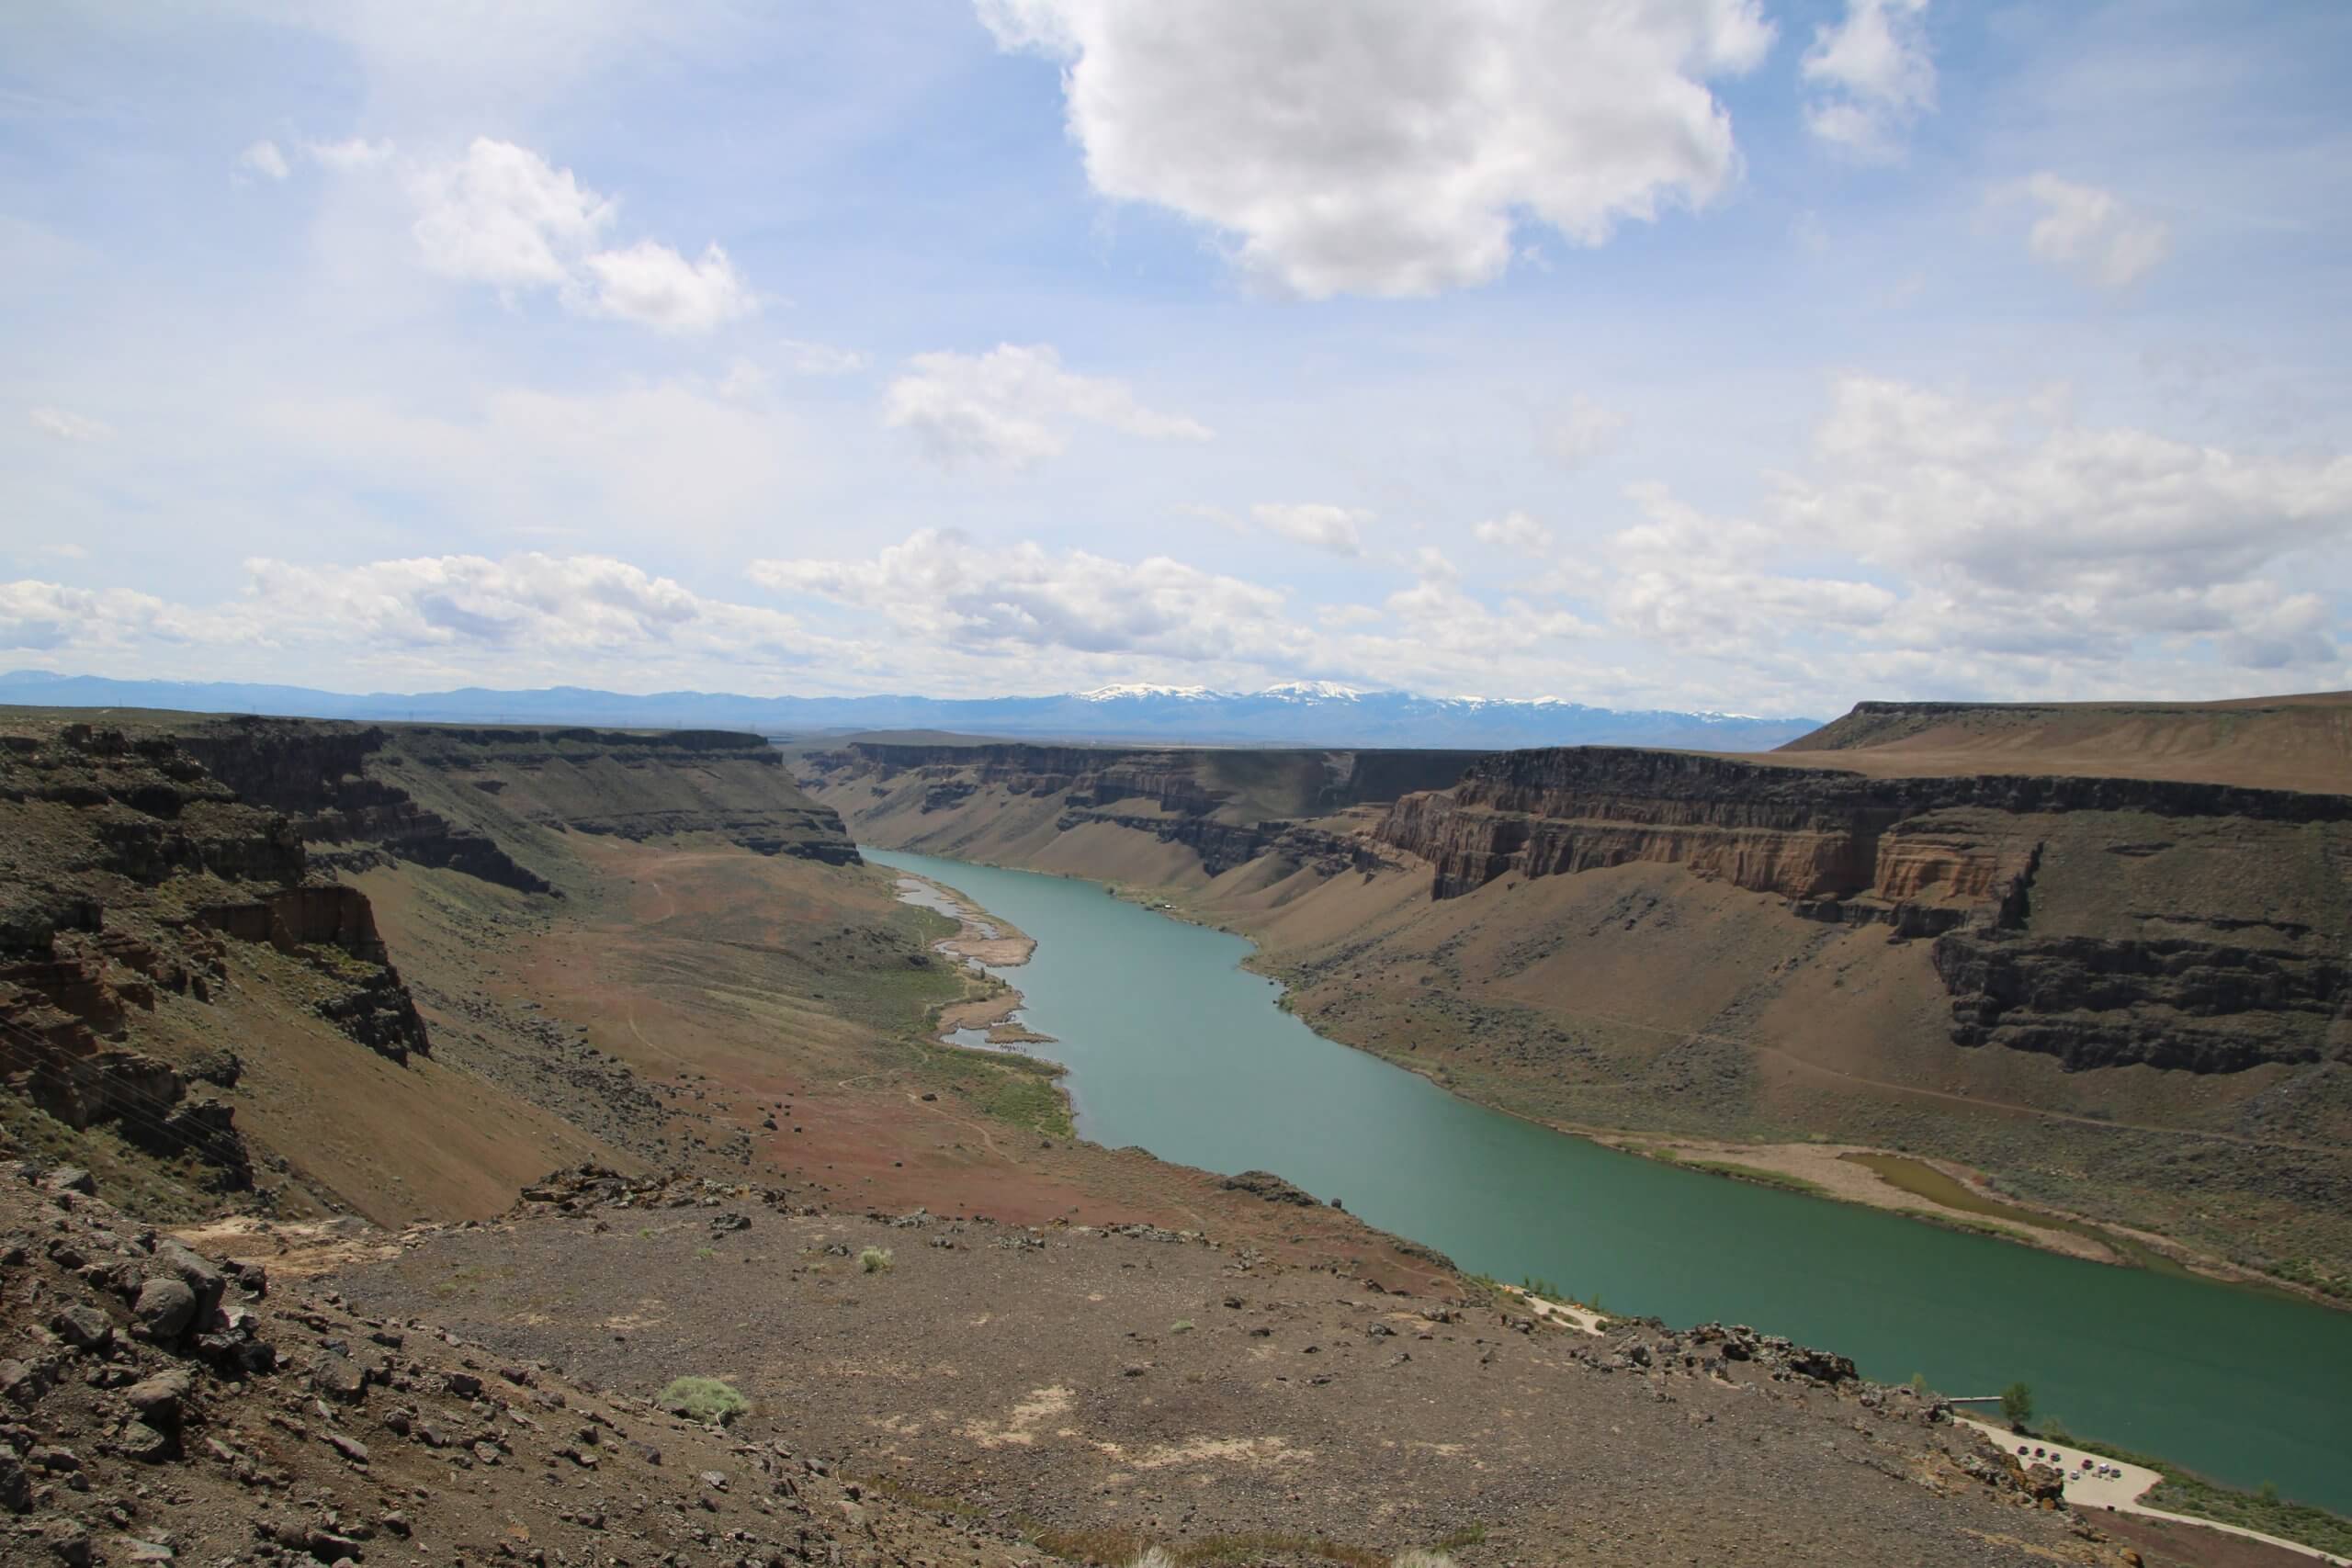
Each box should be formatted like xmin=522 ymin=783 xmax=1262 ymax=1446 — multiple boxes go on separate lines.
xmin=1 ymin=671 xmax=1822 ymax=750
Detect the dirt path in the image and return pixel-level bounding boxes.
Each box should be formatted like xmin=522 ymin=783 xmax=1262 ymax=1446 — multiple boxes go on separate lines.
xmin=1954 ymin=1419 xmax=2351 ymax=1565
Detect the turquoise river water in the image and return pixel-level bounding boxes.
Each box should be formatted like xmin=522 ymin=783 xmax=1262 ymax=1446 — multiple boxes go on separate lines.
xmin=864 ymin=847 xmax=2352 ymax=1514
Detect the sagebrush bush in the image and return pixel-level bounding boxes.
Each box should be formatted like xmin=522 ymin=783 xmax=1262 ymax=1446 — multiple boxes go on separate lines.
xmin=859 ymin=1245 xmax=894 ymax=1273
xmin=660 ymin=1375 xmax=748 ymax=1426
xmin=1392 ymin=1552 xmax=1456 ymax=1568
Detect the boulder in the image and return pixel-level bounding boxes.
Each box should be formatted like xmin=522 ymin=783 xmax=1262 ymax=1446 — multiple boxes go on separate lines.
xmin=132 ymin=1277 xmax=198 ymax=1344
xmin=1220 ymin=1170 xmax=1320 ymax=1206
xmin=311 ymin=1350 xmax=368 ymax=1404
xmin=49 ymin=1303 xmax=114 ymax=1352
xmin=45 ymin=1168 xmax=96 ymax=1197
xmin=123 ymin=1367 xmax=194 ymax=1428
xmin=150 ymin=1239 xmax=227 ymax=1313
xmin=0 ymin=1356 xmax=50 ymax=1406
xmin=113 ymin=1416 xmax=175 ymax=1463
xmin=1787 ymin=1348 xmax=1858 ymax=1383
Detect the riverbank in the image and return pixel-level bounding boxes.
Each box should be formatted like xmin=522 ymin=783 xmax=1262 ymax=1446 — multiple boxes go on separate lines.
xmin=856 ymin=845 xmax=2352 ymax=1517
xmin=889 ymin=868 xmax=1061 ymax=1044
xmin=879 ymin=847 xmax=2335 ymax=1307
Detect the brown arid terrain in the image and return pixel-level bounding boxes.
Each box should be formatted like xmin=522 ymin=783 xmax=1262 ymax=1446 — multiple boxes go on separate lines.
xmin=0 ymin=701 xmax=2338 ymax=1565
xmin=1775 ymin=694 xmax=2352 ymax=793
xmin=795 ymin=694 xmax=2352 ymax=1305
xmin=2 ymin=1160 xmax=2171 ymax=1568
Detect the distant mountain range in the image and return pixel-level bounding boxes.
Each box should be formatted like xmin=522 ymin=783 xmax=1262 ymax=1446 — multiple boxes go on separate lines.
xmin=0 ymin=671 xmax=1822 ymax=751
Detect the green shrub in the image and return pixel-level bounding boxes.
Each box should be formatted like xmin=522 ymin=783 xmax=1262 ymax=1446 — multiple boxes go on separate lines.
xmin=660 ymin=1376 xmax=748 ymax=1426
xmin=2000 ymin=1381 xmax=2034 ymax=1429
xmin=859 ymin=1245 xmax=894 ymax=1273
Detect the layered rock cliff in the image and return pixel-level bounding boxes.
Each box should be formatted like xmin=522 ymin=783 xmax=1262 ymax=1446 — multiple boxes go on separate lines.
xmin=802 ymin=740 xmax=1477 ymax=876
xmin=179 ymin=720 xmax=552 ymax=890
xmin=1374 ymin=747 xmax=2352 ymax=1074
xmin=0 ymin=723 xmax=437 ymax=1188
xmin=382 ymin=724 xmax=859 ymax=865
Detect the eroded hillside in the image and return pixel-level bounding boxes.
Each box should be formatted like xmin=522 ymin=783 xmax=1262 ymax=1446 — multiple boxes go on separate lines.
xmin=0 ymin=711 xmax=1448 ymax=1268
xmin=802 ymin=704 xmax=2352 ymax=1303
xmin=0 ymin=712 xmax=910 ymax=1226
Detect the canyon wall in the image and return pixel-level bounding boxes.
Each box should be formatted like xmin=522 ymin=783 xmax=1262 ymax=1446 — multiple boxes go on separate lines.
xmin=182 ymin=718 xmax=862 ymax=883
xmin=1374 ymin=747 xmax=2352 ymax=1074
xmin=0 ymin=723 xmax=433 ymax=1185
xmin=380 ymin=724 xmax=860 ymax=866
xmin=802 ymin=740 xmax=1480 ymax=876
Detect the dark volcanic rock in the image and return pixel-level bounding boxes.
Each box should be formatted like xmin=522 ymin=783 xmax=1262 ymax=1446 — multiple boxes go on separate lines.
xmin=1222 ymin=1169 xmax=1320 ymax=1206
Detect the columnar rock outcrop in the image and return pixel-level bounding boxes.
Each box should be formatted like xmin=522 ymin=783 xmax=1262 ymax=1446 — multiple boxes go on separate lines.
xmin=1375 ymin=748 xmax=2352 ymax=903
xmin=1376 ymin=747 xmax=2352 ymax=1075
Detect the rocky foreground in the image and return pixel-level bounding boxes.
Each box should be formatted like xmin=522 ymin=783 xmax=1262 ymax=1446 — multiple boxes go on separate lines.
xmin=0 ymin=1159 xmax=2164 ymax=1568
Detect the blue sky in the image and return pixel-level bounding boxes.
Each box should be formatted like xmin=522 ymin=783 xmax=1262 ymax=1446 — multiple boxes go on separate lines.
xmin=3 ymin=0 xmax=2347 ymax=715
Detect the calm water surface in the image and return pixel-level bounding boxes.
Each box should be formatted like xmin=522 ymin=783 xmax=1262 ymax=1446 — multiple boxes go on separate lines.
xmin=865 ymin=847 xmax=2352 ymax=1512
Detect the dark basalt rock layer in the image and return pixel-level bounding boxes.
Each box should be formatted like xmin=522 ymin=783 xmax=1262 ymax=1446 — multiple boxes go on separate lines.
xmin=1374 ymin=747 xmax=2352 ymax=1075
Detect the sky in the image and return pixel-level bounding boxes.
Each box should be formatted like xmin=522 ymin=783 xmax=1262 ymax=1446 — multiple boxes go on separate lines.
xmin=3 ymin=0 xmax=2349 ymax=717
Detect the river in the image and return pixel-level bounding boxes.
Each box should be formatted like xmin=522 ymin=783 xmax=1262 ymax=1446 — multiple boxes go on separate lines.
xmin=864 ymin=847 xmax=2352 ymax=1514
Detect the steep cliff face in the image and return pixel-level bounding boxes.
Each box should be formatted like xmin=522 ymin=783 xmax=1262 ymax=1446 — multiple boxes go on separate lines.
xmin=801 ymin=740 xmax=1473 ymax=878
xmin=1374 ymin=747 xmax=2352 ymax=1074
xmin=815 ymin=741 xmax=1483 ymax=817
xmin=180 ymin=720 xmax=555 ymax=891
xmin=381 ymin=726 xmax=859 ymax=866
xmin=0 ymin=722 xmax=439 ymax=1187
xmin=181 ymin=718 xmax=861 ymax=886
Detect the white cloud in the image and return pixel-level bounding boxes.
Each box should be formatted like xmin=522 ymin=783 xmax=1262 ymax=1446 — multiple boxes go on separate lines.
xmin=0 ymin=556 xmax=840 ymax=681
xmin=1790 ymin=374 xmax=2350 ymax=607
xmin=778 ymin=339 xmax=868 ymax=376
xmin=883 ymin=344 xmax=1211 ymax=468
xmin=1543 ymin=396 xmax=1627 ymax=468
xmin=309 ymin=137 xmax=396 ymax=171
xmin=238 ymin=553 xmax=820 ymax=660
xmin=581 ymin=240 xmax=755 ymax=332
xmin=2017 ymin=174 xmax=2171 ymax=290
xmin=403 ymin=137 xmax=616 ymax=289
xmin=1605 ymin=482 xmax=1898 ymax=660
xmin=0 ymin=579 xmax=241 ymax=653
xmin=28 ymin=408 xmax=114 ymax=442
xmin=316 ymin=136 xmax=756 ymax=332
xmin=752 ymin=529 xmax=1304 ymax=665
xmin=976 ymin=0 xmax=1775 ymax=298
xmin=238 ymin=139 xmax=290 ymax=181
xmin=1600 ymin=375 xmax=2349 ymax=687
xmin=1801 ymin=0 xmax=1935 ymax=159
xmin=1251 ymin=502 xmax=1366 ymax=557
xmin=1473 ymin=511 xmax=1553 ymax=555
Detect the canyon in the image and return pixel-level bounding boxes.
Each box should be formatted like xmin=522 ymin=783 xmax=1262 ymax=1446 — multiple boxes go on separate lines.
xmin=797 ymin=694 xmax=2352 ymax=1304
xmin=0 ymin=698 xmax=2342 ymax=1565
